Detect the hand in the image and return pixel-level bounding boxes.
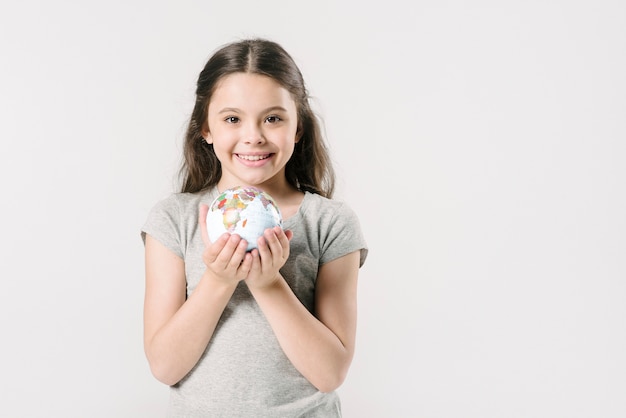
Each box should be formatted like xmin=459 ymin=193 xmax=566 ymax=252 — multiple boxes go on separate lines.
xmin=245 ymin=226 xmax=293 ymax=290
xmin=199 ymin=204 xmax=252 ymax=285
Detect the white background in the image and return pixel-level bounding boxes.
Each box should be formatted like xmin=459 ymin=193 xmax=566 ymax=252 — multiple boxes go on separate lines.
xmin=1 ymin=1 xmax=625 ymax=417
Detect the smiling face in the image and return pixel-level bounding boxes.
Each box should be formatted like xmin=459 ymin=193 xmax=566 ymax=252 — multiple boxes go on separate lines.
xmin=203 ymin=72 xmax=300 ymax=194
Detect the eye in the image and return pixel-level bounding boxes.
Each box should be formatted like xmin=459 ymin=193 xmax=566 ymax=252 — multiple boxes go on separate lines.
xmin=265 ymin=115 xmax=282 ymax=124
xmin=224 ymin=116 xmax=239 ymax=123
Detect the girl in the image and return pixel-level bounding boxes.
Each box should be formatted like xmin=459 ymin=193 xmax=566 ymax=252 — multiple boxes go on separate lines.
xmin=141 ymin=38 xmax=368 ymax=417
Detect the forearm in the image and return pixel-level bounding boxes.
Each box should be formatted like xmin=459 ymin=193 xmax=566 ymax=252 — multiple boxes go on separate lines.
xmin=145 ymin=273 xmax=237 ymax=385
xmin=249 ymin=276 xmax=354 ymax=392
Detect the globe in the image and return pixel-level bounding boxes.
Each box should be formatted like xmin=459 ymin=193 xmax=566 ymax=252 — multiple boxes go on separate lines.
xmin=206 ymin=186 xmax=283 ymax=251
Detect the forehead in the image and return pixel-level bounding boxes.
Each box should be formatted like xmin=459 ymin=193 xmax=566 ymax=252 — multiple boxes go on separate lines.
xmin=209 ymin=73 xmax=295 ymax=109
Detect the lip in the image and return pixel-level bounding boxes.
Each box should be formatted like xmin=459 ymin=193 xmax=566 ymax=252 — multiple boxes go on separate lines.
xmin=235 ymin=153 xmax=274 ymax=167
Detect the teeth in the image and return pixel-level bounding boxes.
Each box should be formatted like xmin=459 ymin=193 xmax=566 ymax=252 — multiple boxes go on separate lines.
xmin=238 ymin=154 xmax=269 ymax=161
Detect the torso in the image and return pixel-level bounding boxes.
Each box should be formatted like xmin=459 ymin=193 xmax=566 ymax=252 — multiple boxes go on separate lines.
xmin=275 ymin=190 xmax=305 ymax=220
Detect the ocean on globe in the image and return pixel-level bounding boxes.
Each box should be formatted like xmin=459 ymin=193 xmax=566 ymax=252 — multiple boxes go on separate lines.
xmin=206 ymin=186 xmax=283 ymax=252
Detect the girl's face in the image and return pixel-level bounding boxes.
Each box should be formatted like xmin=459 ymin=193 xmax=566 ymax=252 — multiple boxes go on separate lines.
xmin=203 ymin=72 xmax=300 ymax=193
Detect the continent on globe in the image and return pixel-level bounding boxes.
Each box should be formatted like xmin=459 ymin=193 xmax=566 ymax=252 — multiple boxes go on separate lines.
xmin=206 ymin=186 xmax=283 ymax=251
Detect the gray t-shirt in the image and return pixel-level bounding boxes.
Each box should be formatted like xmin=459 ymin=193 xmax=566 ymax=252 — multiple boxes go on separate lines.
xmin=142 ymin=187 xmax=368 ymax=417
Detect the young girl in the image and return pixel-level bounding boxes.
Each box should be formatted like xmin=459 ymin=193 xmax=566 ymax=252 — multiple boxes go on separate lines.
xmin=141 ymin=38 xmax=368 ymax=417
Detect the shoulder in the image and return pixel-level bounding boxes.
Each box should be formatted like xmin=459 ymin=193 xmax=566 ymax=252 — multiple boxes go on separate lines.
xmin=142 ymin=188 xmax=219 ymax=257
xmin=294 ymin=192 xmax=368 ymax=267
xmin=300 ymin=192 xmax=354 ymax=216
xmin=299 ymin=193 xmax=360 ymax=228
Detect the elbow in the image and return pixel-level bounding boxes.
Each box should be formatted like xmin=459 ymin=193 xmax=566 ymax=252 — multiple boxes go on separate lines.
xmin=309 ymin=348 xmax=354 ymax=393
xmin=314 ymin=376 xmax=345 ymax=393
xmin=311 ymin=367 xmax=349 ymax=393
xmin=150 ymin=363 xmax=182 ymax=386
xmin=316 ymin=382 xmax=342 ymax=394
xmin=146 ymin=351 xmax=184 ymax=386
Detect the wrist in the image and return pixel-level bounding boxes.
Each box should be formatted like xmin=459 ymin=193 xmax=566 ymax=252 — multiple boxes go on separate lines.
xmin=199 ymin=270 xmax=239 ymax=293
xmin=246 ymin=273 xmax=283 ymax=293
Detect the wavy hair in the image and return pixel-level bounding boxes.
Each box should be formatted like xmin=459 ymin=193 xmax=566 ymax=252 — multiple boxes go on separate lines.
xmin=179 ymin=38 xmax=335 ymax=198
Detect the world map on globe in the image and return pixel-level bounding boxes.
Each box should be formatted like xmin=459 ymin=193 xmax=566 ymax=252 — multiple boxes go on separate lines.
xmin=206 ymin=186 xmax=283 ymax=251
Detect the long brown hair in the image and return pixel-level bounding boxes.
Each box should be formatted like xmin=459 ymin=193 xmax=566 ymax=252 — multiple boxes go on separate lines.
xmin=179 ymin=38 xmax=335 ymax=198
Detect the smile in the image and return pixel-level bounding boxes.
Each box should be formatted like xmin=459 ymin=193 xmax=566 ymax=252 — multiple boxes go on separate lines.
xmin=237 ymin=154 xmax=271 ymax=161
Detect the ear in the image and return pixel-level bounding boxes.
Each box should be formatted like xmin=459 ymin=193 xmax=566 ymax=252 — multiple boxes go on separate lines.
xmin=295 ymin=126 xmax=303 ymax=143
xmin=201 ymin=123 xmax=213 ymax=144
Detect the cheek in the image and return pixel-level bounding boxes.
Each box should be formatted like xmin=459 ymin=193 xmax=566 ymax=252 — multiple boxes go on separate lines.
xmin=280 ymin=124 xmax=300 ymax=142
xmin=284 ymin=139 xmax=297 ymax=157
xmin=211 ymin=141 xmax=230 ymax=156
xmin=209 ymin=127 xmax=236 ymax=144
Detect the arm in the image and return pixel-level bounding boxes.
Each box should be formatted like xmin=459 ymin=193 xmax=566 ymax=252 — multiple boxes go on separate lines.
xmin=246 ymin=228 xmax=360 ymax=392
xmin=143 ymin=206 xmax=252 ymax=385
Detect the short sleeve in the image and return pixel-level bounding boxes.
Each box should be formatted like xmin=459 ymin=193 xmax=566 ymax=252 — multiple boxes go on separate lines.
xmin=319 ymin=202 xmax=368 ymax=267
xmin=140 ymin=195 xmax=184 ymax=259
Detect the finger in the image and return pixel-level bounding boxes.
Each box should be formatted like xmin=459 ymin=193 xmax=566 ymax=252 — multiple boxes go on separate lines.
xmin=199 ymin=204 xmax=210 ymax=247
xmin=264 ymin=227 xmax=284 ymax=257
xmin=248 ymin=249 xmax=261 ymax=274
xmin=274 ymin=227 xmax=291 ymax=250
xmin=238 ymin=252 xmax=253 ymax=276
xmin=215 ymin=234 xmax=243 ymax=267
xmin=284 ymin=229 xmax=293 ymax=241
xmin=204 ymin=233 xmax=230 ymax=264
xmin=228 ymin=238 xmax=249 ymax=270
xmin=256 ymin=232 xmax=273 ymax=263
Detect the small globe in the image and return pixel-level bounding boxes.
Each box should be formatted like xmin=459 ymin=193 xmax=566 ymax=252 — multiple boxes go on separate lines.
xmin=206 ymin=186 xmax=283 ymax=251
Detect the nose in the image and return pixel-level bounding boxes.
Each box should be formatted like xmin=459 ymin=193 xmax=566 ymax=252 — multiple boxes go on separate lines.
xmin=243 ymin=121 xmax=265 ymax=145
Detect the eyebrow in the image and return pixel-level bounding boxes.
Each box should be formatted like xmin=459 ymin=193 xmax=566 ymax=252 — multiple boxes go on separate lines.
xmin=217 ymin=106 xmax=289 ymax=114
